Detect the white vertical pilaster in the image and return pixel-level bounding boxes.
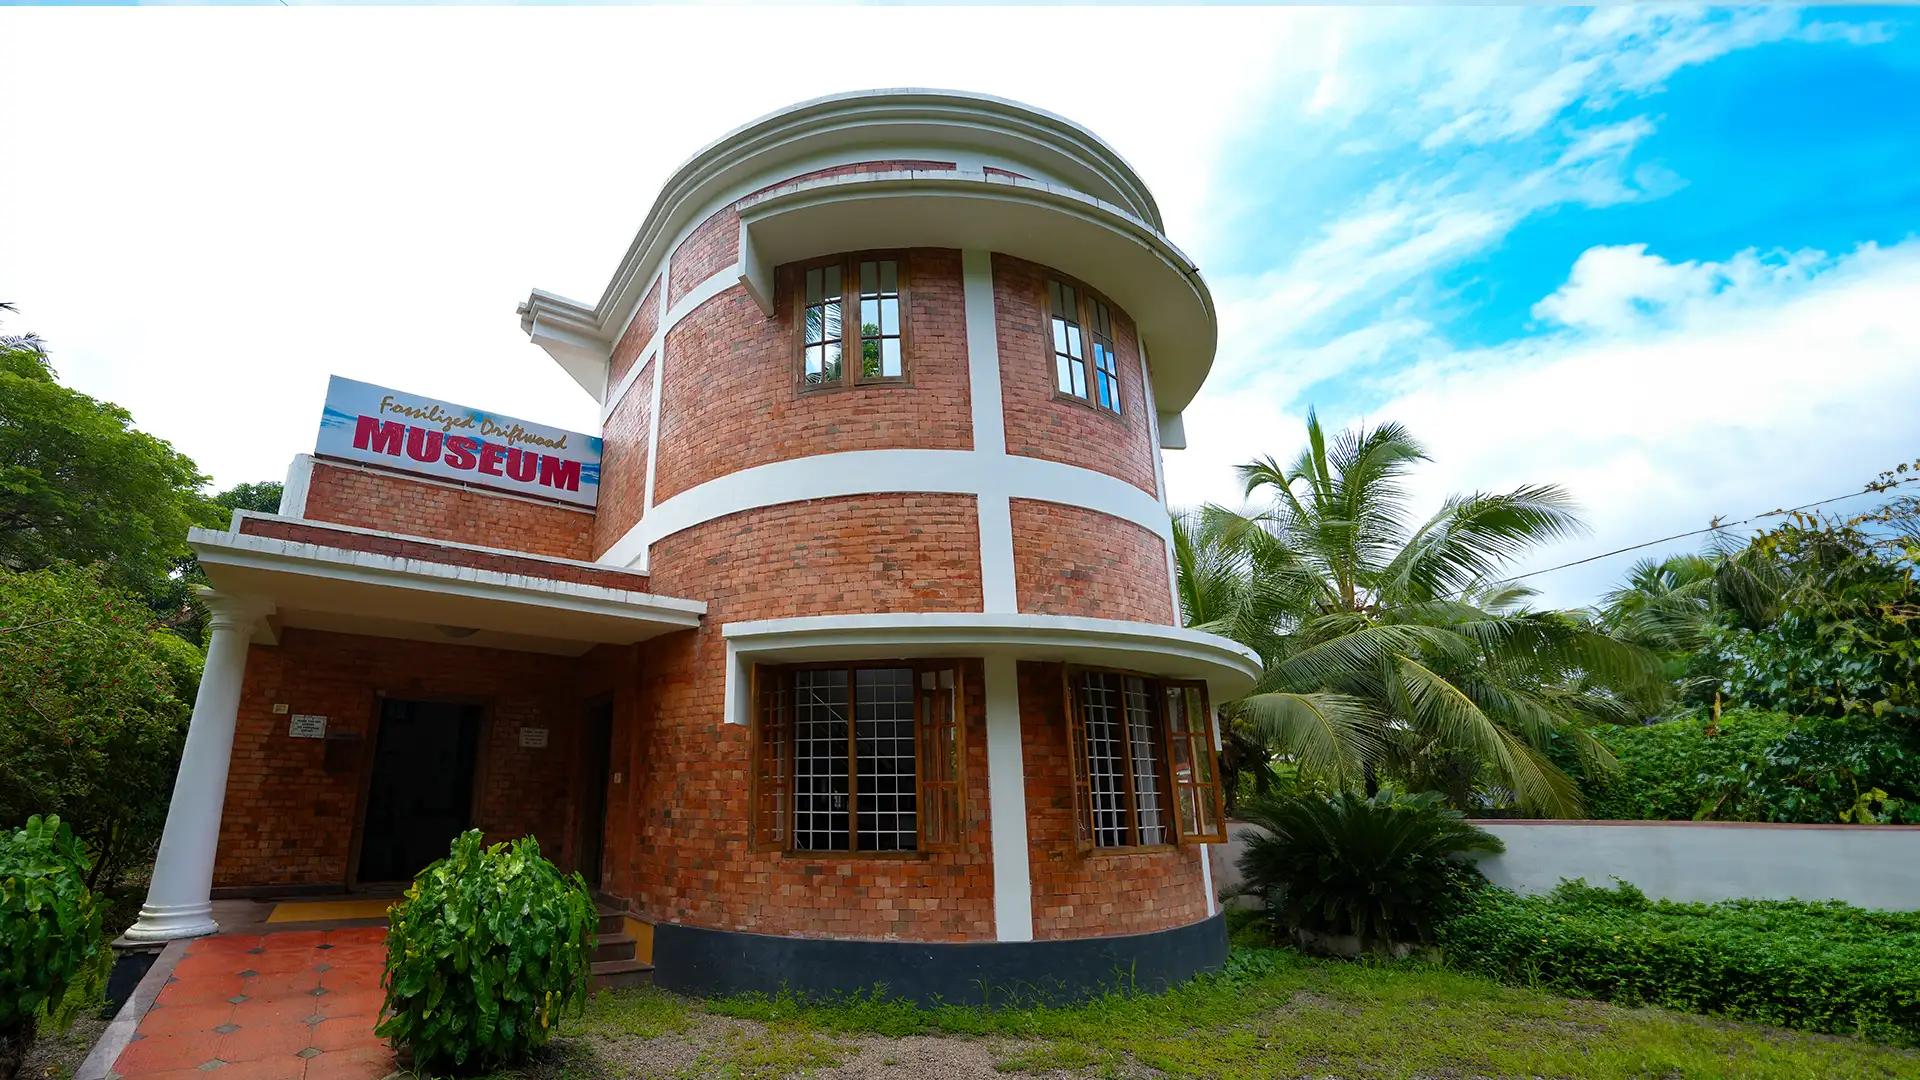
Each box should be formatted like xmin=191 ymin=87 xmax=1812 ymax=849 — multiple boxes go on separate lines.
xmin=123 ymin=590 xmax=274 ymax=943
xmin=278 ymin=455 xmax=313 ymax=520
xmin=982 ymin=654 xmax=1033 ymax=942
xmin=962 ymin=249 xmax=1018 ymax=614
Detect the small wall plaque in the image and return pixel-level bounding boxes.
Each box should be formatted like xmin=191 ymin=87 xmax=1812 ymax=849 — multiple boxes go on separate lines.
xmin=289 ymin=714 xmax=328 ymax=739
xmin=519 ymin=726 xmax=549 ymax=749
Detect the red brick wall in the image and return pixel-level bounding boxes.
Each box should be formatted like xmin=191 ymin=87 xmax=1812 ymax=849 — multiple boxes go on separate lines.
xmin=1009 ymin=500 xmax=1174 ymax=624
xmin=1016 ymin=660 xmax=1210 ymax=939
xmin=607 ymin=495 xmax=995 ymax=939
xmin=668 ymin=208 xmax=739 ymax=309
xmin=235 ymin=517 xmax=650 ymax=592
xmin=652 ymin=249 xmax=972 ymax=503
xmin=592 ymin=359 xmax=652 ymax=558
xmin=609 ymin=275 xmax=661 ymax=390
xmin=992 ymin=254 xmax=1159 ymax=497
xmin=212 ymin=629 xmax=588 ymax=889
xmin=303 ymin=461 xmax=593 ymax=561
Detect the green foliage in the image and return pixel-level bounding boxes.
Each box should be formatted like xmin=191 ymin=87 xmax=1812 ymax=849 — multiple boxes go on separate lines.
xmin=0 ymin=345 xmax=218 ymax=608
xmin=0 ymin=816 xmax=108 ymax=1038
xmin=1440 ymin=879 xmax=1920 ymax=1044
xmin=376 ymin=830 xmax=595 ymax=1072
xmin=1715 ymin=519 xmax=1920 ymax=727
xmin=1176 ymin=409 xmax=1663 ymax=816
xmin=1586 ymin=709 xmax=1920 ymax=823
xmin=1234 ymin=790 xmax=1503 ymax=949
xmin=212 ymin=481 xmax=284 ymax=515
xmin=0 ymin=565 xmax=196 ymax=890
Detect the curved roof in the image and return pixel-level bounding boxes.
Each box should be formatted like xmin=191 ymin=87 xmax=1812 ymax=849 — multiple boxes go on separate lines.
xmin=522 ymin=88 xmax=1217 ymax=413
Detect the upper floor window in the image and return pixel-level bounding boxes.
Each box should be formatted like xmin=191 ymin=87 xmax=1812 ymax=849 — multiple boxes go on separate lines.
xmin=796 ymin=255 xmax=909 ymax=392
xmin=752 ymin=662 xmax=965 ymax=854
xmin=1046 ymin=278 xmax=1122 ymax=415
xmin=1066 ymin=668 xmax=1225 ymax=850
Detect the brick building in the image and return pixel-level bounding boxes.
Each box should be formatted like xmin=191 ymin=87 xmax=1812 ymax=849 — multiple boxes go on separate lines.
xmin=127 ymin=89 xmax=1259 ymax=1002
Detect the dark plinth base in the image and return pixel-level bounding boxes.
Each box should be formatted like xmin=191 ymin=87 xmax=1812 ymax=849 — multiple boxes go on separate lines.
xmin=652 ymin=911 xmax=1227 ymax=1006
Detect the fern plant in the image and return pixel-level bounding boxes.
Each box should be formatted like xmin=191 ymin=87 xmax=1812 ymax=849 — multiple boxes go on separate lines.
xmin=1 ymin=815 xmax=107 ymax=1080
xmin=1235 ymin=790 xmax=1502 ymax=951
xmin=377 ymin=831 xmax=596 ymax=1073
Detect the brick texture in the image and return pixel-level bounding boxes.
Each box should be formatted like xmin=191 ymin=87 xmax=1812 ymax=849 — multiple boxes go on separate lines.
xmin=668 ymin=208 xmax=740 ymax=309
xmin=1009 ymin=500 xmax=1174 ymax=624
xmin=303 ymin=461 xmax=592 ymax=561
xmin=1017 ymin=660 xmax=1211 ymax=939
xmin=235 ymin=517 xmax=651 ymax=592
xmin=609 ymin=275 xmax=662 ymax=390
xmin=992 ymin=254 xmax=1159 ymax=497
xmin=653 ymin=249 xmax=971 ymax=503
xmin=592 ymin=358 xmax=652 ymax=558
xmin=608 ymin=495 xmax=995 ymax=940
xmin=212 ymin=629 xmax=591 ymax=889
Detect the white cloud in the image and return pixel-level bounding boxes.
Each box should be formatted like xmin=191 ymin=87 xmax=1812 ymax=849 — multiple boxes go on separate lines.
xmin=1531 ymin=243 xmax=1837 ymax=333
xmin=1169 ymin=238 xmax=1920 ymax=607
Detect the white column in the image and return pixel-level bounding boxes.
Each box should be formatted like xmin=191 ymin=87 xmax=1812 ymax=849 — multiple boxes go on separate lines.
xmin=961 ymin=249 xmax=1019 ymax=615
xmin=982 ymin=655 xmax=1033 ymax=942
xmin=123 ymin=590 xmax=274 ymax=943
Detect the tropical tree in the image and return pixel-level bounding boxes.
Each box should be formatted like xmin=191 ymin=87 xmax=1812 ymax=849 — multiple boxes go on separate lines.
xmin=1180 ymin=411 xmax=1662 ymax=816
xmin=0 ymin=329 xmax=219 ymax=608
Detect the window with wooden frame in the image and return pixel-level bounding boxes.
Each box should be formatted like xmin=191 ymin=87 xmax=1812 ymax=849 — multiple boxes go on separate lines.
xmin=751 ymin=662 xmax=965 ymax=854
xmin=795 ymin=255 xmax=909 ymax=391
xmin=1065 ymin=668 xmax=1226 ymax=850
xmin=1044 ymin=278 xmax=1123 ymax=415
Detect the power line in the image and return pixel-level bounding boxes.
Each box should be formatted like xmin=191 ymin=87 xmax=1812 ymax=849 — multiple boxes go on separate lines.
xmin=1485 ymin=477 xmax=1920 ymax=588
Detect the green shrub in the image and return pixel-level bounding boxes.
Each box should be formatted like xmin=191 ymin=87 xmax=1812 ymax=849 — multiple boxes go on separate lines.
xmin=0 ymin=565 xmax=197 ymax=889
xmin=1235 ymin=790 xmax=1503 ymax=950
xmin=1 ymin=815 xmax=108 ymax=1077
xmin=376 ymin=831 xmax=596 ymax=1072
xmin=1588 ymin=709 xmax=1920 ymax=823
xmin=1439 ymin=879 xmax=1920 ymax=1044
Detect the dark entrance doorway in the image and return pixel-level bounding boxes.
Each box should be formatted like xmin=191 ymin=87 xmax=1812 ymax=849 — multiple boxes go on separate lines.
xmin=357 ymin=698 xmax=482 ymax=883
xmin=576 ymin=699 xmax=614 ymax=888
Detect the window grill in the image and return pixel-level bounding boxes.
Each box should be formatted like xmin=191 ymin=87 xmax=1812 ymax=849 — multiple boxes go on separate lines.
xmin=753 ymin=662 xmax=964 ymax=854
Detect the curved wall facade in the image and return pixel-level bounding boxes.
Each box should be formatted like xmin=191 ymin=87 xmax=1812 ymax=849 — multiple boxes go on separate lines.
xmin=525 ymin=92 xmax=1234 ymax=998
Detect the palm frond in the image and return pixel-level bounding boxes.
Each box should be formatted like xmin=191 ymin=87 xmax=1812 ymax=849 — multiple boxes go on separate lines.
xmin=1233 ymin=691 xmax=1384 ymax=789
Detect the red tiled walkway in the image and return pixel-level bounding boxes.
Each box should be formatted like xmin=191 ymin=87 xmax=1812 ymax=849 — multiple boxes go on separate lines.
xmin=113 ymin=927 xmax=394 ymax=1080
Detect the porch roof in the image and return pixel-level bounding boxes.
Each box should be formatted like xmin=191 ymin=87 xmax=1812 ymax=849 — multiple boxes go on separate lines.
xmin=189 ymin=527 xmax=705 ymax=656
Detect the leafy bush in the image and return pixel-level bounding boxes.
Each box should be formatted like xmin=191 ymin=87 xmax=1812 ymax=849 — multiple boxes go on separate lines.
xmin=377 ymin=831 xmax=596 ymax=1072
xmin=1440 ymin=879 xmax=1920 ymax=1044
xmin=1588 ymin=709 xmax=1920 ymax=823
xmin=0 ymin=565 xmax=197 ymax=889
xmin=1235 ymin=790 xmax=1503 ymax=950
xmin=1 ymin=815 xmax=108 ymax=1078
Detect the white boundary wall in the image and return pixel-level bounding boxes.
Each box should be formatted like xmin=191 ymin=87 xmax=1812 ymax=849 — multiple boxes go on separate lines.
xmin=1211 ymin=820 xmax=1920 ymax=911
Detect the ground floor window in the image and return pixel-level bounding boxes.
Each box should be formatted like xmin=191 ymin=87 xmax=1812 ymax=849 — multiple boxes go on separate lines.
xmin=753 ymin=662 xmax=965 ymax=853
xmin=1067 ymin=669 xmax=1227 ymax=849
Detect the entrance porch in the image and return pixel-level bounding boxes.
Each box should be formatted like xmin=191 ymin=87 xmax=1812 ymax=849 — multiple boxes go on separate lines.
xmin=123 ymin=515 xmax=703 ymax=943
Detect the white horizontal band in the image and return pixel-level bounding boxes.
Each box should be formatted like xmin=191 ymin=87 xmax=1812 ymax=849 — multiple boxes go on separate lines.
xmin=597 ymin=448 xmax=1168 ymax=571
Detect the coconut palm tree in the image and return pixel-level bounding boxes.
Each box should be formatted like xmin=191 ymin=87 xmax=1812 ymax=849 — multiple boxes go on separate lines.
xmin=1181 ymin=411 xmax=1662 ymax=816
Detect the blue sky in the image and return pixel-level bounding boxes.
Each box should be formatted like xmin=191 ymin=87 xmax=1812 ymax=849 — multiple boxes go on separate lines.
xmin=1162 ymin=7 xmax=1920 ymax=606
xmin=2 ymin=6 xmax=1916 ymax=610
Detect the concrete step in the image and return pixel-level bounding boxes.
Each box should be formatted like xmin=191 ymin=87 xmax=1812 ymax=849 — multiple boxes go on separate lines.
xmin=589 ymin=958 xmax=654 ymax=992
xmin=592 ymin=933 xmax=637 ymax=964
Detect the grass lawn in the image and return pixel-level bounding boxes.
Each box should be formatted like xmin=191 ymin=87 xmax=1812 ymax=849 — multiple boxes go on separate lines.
xmin=509 ymin=944 xmax=1920 ymax=1080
